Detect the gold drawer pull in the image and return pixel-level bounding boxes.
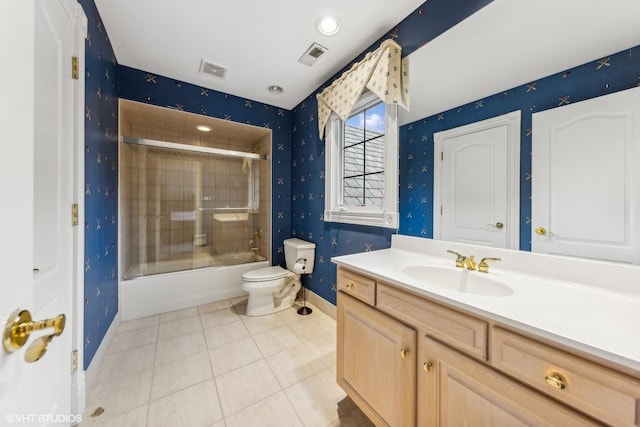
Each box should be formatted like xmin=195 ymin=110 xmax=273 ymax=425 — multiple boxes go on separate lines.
xmin=400 ymin=348 xmax=409 ymax=359
xmin=545 ymin=373 xmax=566 ymax=390
xmin=346 ymin=282 xmax=355 ymax=290
xmin=423 ymin=361 xmax=433 ymax=373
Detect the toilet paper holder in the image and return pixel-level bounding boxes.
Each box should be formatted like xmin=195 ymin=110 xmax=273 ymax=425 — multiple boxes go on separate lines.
xmin=294 ymin=257 xmax=307 ymax=272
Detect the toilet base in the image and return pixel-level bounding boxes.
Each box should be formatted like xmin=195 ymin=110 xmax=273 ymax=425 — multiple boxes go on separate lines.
xmin=245 ymin=291 xmax=296 ymax=316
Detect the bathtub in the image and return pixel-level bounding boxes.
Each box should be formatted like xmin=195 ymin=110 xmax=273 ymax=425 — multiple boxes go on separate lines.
xmin=120 ymin=251 xmax=268 ymax=320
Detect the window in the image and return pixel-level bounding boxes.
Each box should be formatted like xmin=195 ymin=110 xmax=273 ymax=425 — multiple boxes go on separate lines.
xmin=324 ymin=91 xmax=398 ymax=228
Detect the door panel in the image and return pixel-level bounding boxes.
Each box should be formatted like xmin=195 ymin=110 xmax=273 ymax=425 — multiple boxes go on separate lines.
xmin=532 ymin=87 xmax=640 ymax=262
xmin=1 ymin=0 xmax=79 ymax=422
xmin=443 ymin=126 xmax=508 ymax=246
xmin=434 ymin=111 xmax=520 ymax=249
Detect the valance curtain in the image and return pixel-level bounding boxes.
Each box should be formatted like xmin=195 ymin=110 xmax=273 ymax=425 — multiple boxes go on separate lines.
xmin=317 ymin=39 xmax=410 ymax=139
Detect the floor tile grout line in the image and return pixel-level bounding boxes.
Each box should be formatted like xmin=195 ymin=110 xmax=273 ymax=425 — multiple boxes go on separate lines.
xmin=144 ymin=312 xmax=162 ymax=427
xmin=86 ymin=299 xmax=359 ymax=427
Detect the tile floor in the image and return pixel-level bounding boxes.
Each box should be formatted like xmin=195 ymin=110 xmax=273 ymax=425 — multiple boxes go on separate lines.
xmin=80 ymin=297 xmax=374 ymax=427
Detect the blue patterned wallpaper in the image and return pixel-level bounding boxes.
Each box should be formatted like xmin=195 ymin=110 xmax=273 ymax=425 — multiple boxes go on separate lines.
xmin=79 ymin=0 xmax=640 ymax=367
xmin=78 ymin=0 xmax=119 ymax=369
xmin=291 ymin=0 xmax=493 ymax=305
xmin=118 ymin=65 xmax=293 ymax=267
xmin=399 ymin=45 xmax=640 ymax=250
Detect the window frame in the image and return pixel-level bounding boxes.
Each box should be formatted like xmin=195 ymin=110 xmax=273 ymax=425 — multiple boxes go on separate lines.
xmin=324 ymin=91 xmax=399 ymax=228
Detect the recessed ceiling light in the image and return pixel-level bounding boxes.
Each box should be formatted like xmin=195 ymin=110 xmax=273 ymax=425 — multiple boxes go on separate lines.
xmin=316 ymin=16 xmax=340 ymax=36
xmin=196 ymin=125 xmax=211 ymax=132
xmin=267 ymin=85 xmax=284 ymax=94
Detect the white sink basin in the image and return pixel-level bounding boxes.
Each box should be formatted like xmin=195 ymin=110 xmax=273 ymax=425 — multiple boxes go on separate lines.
xmin=402 ymin=265 xmax=513 ymax=297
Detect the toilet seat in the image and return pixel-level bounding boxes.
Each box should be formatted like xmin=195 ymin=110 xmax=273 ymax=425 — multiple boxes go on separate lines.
xmin=242 ymin=266 xmax=290 ymax=282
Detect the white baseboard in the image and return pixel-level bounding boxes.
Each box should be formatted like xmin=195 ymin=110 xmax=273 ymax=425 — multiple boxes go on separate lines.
xmin=84 ymin=311 xmax=121 ymax=393
xmin=301 ymin=288 xmax=336 ymax=320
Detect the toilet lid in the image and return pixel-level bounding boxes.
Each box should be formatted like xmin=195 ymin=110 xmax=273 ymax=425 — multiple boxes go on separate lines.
xmin=242 ymin=266 xmax=289 ymax=281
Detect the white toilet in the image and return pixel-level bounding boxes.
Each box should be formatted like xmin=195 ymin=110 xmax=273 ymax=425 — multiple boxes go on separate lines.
xmin=241 ymin=238 xmax=316 ymax=316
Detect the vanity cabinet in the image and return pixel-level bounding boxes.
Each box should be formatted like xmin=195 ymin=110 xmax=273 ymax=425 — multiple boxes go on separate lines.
xmin=419 ymin=336 xmax=600 ymax=426
xmin=492 ymin=327 xmax=640 ymax=427
xmin=336 ymin=289 xmax=416 ymax=426
xmin=335 ymin=266 xmax=640 ymax=427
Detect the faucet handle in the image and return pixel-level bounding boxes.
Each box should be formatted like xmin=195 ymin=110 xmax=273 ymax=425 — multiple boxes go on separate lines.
xmin=478 ymin=257 xmax=501 ymax=273
xmin=446 ymin=250 xmax=466 ymax=268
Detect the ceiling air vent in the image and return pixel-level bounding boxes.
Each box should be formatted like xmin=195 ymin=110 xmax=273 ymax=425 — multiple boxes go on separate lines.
xmin=298 ymin=42 xmax=328 ymax=67
xmin=199 ymin=60 xmax=227 ymax=79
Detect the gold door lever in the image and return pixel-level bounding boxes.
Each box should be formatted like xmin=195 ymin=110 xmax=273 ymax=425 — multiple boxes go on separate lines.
xmin=535 ymin=226 xmax=556 ymax=237
xmin=487 ymin=222 xmax=504 ymax=229
xmin=3 ymin=309 xmax=65 ymax=353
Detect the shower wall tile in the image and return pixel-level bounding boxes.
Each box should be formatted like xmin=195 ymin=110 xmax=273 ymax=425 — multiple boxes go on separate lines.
xmin=78 ymin=0 xmax=119 ymax=370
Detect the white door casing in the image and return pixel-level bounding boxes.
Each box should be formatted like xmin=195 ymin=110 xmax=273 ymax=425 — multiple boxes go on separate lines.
xmin=434 ymin=111 xmax=521 ymax=249
xmin=532 ymin=87 xmax=640 ymax=263
xmin=0 ymin=0 xmax=85 ymax=423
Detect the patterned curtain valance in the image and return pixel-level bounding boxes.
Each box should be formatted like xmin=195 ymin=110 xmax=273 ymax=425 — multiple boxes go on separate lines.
xmin=317 ymin=39 xmax=410 ymax=139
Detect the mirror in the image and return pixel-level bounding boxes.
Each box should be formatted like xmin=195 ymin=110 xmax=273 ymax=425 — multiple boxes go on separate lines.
xmin=397 ymin=0 xmax=640 ymax=261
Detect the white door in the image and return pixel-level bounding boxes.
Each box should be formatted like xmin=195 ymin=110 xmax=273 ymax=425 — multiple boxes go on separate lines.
xmin=434 ymin=111 xmax=521 ymax=249
xmin=1 ymin=0 xmax=80 ymax=424
xmin=532 ymin=87 xmax=640 ymax=263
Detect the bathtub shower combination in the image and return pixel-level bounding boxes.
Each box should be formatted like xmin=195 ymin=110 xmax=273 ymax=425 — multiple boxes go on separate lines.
xmin=119 ymin=123 xmax=271 ymax=320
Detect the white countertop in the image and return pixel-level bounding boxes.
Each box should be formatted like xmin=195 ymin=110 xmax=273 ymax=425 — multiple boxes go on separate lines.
xmin=332 ymin=235 xmax=640 ymax=375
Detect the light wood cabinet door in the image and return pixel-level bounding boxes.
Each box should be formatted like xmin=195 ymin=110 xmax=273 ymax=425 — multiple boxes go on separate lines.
xmin=337 ymin=291 xmax=416 ymax=426
xmin=418 ymin=336 xmax=601 ymax=427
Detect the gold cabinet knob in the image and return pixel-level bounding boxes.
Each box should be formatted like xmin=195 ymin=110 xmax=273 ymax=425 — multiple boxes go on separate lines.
xmin=346 ymin=282 xmax=355 ymax=290
xmin=400 ymin=348 xmax=409 ymax=359
xmin=544 ymin=373 xmax=566 ymax=390
xmin=423 ymin=361 xmax=433 ymax=373
xmin=535 ymin=227 xmax=547 ymax=236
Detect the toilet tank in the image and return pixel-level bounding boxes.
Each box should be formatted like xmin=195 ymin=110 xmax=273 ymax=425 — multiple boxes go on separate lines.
xmin=284 ymin=238 xmax=316 ymax=274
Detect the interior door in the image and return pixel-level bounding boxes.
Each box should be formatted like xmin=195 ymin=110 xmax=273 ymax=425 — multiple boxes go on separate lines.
xmin=434 ymin=111 xmax=520 ymax=249
xmin=1 ymin=0 xmax=78 ymax=423
xmin=532 ymin=87 xmax=640 ymax=263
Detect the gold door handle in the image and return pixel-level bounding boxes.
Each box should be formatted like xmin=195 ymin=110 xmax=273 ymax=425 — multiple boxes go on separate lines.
xmin=544 ymin=373 xmax=566 ymax=390
xmin=400 ymin=348 xmax=409 ymax=359
xmin=535 ymin=226 xmax=556 ymax=237
xmin=487 ymin=222 xmax=504 ymax=229
xmin=3 ymin=309 xmax=66 ymax=353
xmin=423 ymin=361 xmax=433 ymax=373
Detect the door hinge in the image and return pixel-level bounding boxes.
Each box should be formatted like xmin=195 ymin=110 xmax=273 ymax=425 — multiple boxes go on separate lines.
xmin=440 ymin=151 xmax=443 ymax=161
xmin=71 ymin=350 xmax=78 ymax=374
xmin=72 ymin=203 xmax=79 ymax=226
xmin=440 ymin=206 xmax=443 ymax=215
xmin=72 ymin=56 xmax=79 ymax=80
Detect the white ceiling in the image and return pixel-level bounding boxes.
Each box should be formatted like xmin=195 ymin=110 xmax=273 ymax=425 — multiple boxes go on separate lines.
xmin=95 ymin=0 xmax=640 ymax=123
xmin=94 ymin=0 xmax=424 ymax=110
xmin=399 ymin=0 xmax=640 ymax=124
